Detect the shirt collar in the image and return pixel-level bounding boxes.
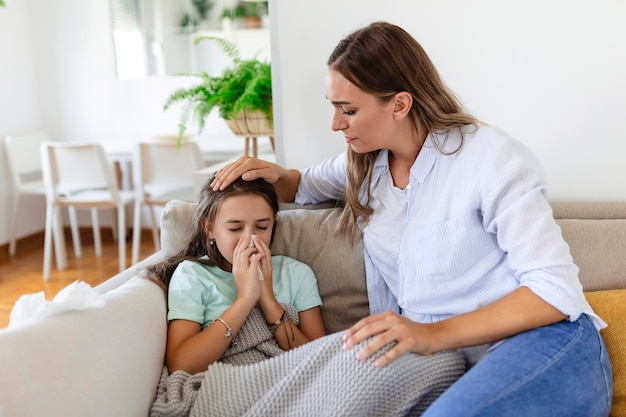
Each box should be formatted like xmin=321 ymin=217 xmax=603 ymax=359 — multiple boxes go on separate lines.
xmin=372 ymin=133 xmax=440 ymax=185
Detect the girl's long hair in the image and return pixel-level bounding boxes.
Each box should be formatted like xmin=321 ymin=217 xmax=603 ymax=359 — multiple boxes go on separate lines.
xmin=327 ymin=21 xmax=479 ymax=239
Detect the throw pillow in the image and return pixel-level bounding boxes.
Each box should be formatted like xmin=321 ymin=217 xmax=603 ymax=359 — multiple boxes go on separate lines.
xmin=585 ymin=289 xmax=626 ymax=417
xmin=271 ymin=208 xmax=369 ymax=334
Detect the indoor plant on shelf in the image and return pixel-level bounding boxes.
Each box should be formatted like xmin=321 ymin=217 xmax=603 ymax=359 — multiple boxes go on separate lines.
xmin=163 ymin=36 xmax=272 ymax=144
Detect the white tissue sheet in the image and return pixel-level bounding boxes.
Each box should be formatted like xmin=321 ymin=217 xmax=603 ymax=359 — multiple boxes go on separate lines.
xmin=9 ymin=280 xmax=106 ymax=328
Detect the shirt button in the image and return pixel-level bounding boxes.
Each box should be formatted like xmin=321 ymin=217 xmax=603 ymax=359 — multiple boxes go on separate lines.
xmin=406 ymin=184 xmax=412 ymax=190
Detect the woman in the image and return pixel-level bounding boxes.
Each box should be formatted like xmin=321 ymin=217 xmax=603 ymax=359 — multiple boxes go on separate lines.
xmin=211 ymin=21 xmax=613 ymax=416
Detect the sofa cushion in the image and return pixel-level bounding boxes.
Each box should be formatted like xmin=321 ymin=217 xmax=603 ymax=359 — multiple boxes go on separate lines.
xmin=271 ymin=208 xmax=369 ymax=334
xmin=585 ymin=289 xmax=626 ymax=416
xmin=160 ymin=199 xmax=197 ymax=257
xmin=0 ymin=277 xmax=167 ymax=417
xmin=556 ymin=219 xmax=626 ymax=291
xmin=160 ymin=201 xmax=369 ymax=334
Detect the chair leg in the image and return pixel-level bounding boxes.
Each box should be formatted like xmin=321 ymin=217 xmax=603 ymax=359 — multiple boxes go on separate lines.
xmin=42 ymin=204 xmax=54 ymax=281
xmin=109 ymin=208 xmax=119 ymax=242
xmin=68 ymin=206 xmax=82 ymax=258
xmin=131 ymin=200 xmax=142 ymax=265
xmin=117 ymin=205 xmax=126 ymax=272
xmin=149 ymin=205 xmax=160 ymax=251
xmin=53 ymin=205 xmax=68 ymax=270
xmin=7 ymin=192 xmax=21 ymax=256
xmin=92 ymin=208 xmax=102 ymax=257
xmin=44 ymin=204 xmax=68 ymax=279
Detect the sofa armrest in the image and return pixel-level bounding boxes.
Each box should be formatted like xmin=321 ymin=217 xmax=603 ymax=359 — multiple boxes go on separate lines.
xmin=0 ymin=277 xmax=167 ymax=417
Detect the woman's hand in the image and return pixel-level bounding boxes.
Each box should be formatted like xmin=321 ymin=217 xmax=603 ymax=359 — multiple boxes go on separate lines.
xmin=342 ymin=288 xmax=569 ymax=368
xmin=211 ymin=155 xmax=285 ymax=191
xmin=341 ymin=311 xmax=440 ymax=368
xmin=211 ymin=155 xmax=302 ymax=203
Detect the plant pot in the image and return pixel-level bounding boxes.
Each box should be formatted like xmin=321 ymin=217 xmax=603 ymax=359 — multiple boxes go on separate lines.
xmin=245 ymin=16 xmax=262 ymax=29
xmin=224 ymin=109 xmax=273 ymax=137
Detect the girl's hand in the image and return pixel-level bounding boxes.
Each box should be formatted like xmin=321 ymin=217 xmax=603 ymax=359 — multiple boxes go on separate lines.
xmin=250 ymin=235 xmax=275 ymax=303
xmin=231 ymin=236 xmax=263 ymax=302
xmin=341 ymin=311 xmax=439 ymax=368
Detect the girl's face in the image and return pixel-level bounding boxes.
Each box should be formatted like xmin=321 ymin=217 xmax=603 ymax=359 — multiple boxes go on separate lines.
xmin=207 ymin=194 xmax=275 ymax=268
xmin=325 ymin=69 xmax=398 ymax=154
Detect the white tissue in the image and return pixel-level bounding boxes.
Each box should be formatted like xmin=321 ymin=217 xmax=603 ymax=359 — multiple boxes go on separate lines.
xmin=9 ymin=280 xmax=106 ymax=328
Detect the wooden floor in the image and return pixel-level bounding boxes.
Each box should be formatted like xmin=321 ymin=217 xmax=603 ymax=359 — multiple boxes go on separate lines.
xmin=0 ymin=229 xmax=156 ymax=329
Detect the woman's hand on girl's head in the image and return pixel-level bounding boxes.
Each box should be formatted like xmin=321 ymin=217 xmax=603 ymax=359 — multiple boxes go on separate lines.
xmin=211 ymin=155 xmax=283 ymax=191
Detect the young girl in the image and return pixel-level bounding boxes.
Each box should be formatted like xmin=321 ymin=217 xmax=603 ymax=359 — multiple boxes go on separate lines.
xmin=144 ymin=175 xmax=326 ymax=375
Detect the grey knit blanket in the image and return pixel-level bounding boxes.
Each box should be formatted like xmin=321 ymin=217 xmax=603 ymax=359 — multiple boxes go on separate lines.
xmin=150 ymin=305 xmax=465 ymax=417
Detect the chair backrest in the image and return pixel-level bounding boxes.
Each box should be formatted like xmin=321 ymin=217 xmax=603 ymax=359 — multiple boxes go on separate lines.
xmin=40 ymin=141 xmax=121 ymax=203
xmin=4 ymin=131 xmax=50 ymax=188
xmin=133 ymin=140 xmax=204 ymax=198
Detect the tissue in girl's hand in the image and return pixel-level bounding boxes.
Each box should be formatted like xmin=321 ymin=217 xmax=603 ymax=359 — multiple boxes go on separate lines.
xmin=8 ymin=280 xmax=106 ymax=328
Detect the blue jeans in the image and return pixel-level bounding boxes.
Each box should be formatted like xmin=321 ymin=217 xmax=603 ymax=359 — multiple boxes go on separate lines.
xmin=421 ymin=314 xmax=613 ymax=417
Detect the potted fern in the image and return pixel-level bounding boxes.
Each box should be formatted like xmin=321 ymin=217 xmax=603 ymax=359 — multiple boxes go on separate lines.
xmin=164 ymin=36 xmax=273 ymax=143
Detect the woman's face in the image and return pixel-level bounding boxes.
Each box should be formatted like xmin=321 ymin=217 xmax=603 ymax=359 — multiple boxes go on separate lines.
xmin=325 ymin=69 xmax=398 ymax=153
xmin=207 ymin=194 xmax=275 ymax=268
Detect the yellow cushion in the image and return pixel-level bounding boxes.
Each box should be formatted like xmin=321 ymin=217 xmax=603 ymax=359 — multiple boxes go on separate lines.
xmin=585 ymin=289 xmax=626 ymax=417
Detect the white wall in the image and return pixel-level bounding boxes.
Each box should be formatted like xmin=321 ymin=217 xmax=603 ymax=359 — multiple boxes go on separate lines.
xmin=1 ymin=0 xmax=625 ymax=248
xmin=270 ymin=0 xmax=626 ymax=201
xmin=0 ymin=0 xmax=45 ymax=242
xmin=0 ymin=0 xmax=269 ymax=247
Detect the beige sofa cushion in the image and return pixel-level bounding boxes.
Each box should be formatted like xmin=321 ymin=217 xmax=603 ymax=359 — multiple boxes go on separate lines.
xmin=551 ymin=201 xmax=626 ymax=220
xmin=556 ymin=219 xmax=626 ymax=291
xmin=271 ymin=208 xmax=369 ymax=334
xmin=160 ymin=201 xmax=369 ymax=334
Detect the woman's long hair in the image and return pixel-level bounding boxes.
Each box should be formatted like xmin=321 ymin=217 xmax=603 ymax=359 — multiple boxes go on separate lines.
xmin=327 ymin=21 xmax=478 ymax=239
xmin=142 ymin=175 xmax=279 ymax=293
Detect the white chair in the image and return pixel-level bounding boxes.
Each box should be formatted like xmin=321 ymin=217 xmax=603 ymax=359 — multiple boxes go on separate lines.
xmin=40 ymin=141 xmax=135 ymax=280
xmin=131 ymin=140 xmax=204 ymax=264
xmin=4 ymin=131 xmax=50 ymax=257
xmin=4 ymin=131 xmax=81 ymax=266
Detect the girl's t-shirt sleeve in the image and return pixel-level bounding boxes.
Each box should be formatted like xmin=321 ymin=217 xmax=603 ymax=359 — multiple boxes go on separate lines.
xmin=167 ymin=260 xmax=206 ymax=324
xmin=273 ymin=256 xmax=323 ymax=312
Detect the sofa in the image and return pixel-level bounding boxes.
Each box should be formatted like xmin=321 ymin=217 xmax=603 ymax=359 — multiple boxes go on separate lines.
xmin=0 ymin=200 xmax=624 ymax=417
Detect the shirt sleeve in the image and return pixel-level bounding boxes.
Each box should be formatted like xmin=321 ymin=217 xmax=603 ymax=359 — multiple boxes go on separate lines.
xmin=292 ymin=261 xmax=323 ymax=312
xmin=479 ymin=134 xmax=585 ymax=321
xmin=295 ymin=152 xmax=348 ymax=205
xmin=275 ymin=256 xmax=323 ymax=312
xmin=167 ymin=261 xmax=206 ymax=324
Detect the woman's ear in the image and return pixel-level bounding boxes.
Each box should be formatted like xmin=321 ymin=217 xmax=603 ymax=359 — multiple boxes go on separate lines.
xmin=392 ymin=91 xmax=413 ymax=120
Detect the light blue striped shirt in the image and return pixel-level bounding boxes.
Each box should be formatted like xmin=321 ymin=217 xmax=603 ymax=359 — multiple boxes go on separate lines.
xmin=295 ymin=125 xmax=604 ymax=360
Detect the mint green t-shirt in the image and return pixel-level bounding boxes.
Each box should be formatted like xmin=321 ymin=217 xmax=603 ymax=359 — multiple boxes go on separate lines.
xmin=167 ymin=255 xmax=322 ymax=328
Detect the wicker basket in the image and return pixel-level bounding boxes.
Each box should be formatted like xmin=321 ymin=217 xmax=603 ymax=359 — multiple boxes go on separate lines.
xmin=224 ymin=109 xmax=273 ymax=137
